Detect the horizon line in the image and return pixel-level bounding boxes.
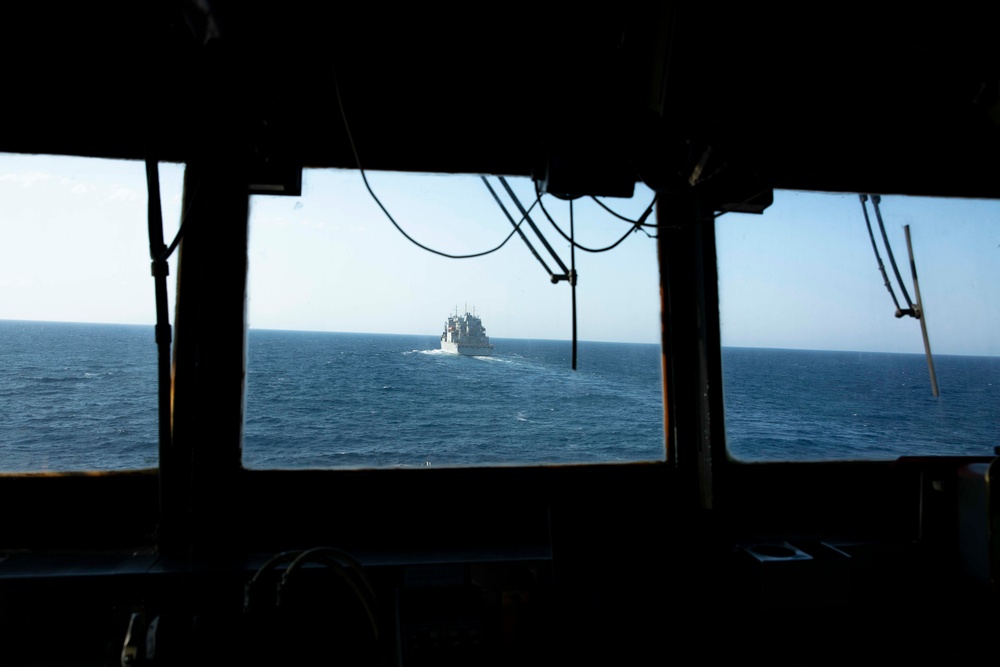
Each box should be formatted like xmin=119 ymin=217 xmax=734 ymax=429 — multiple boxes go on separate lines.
xmin=3 ymin=318 xmax=997 ymax=357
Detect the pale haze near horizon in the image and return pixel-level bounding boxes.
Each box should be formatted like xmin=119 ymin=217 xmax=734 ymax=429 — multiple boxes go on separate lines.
xmin=1 ymin=153 xmax=998 ymax=355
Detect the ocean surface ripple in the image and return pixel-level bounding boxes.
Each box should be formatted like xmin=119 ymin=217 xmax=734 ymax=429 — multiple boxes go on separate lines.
xmin=0 ymin=321 xmax=996 ymax=472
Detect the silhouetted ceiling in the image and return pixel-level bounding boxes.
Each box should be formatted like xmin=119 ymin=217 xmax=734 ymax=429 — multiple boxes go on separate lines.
xmin=2 ymin=2 xmax=999 ymax=199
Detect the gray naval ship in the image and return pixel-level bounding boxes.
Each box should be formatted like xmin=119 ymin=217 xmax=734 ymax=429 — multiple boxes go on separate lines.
xmin=440 ymin=308 xmax=494 ymax=356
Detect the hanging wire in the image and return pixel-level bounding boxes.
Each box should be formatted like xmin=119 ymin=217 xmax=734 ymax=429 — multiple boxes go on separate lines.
xmin=278 ymin=547 xmax=382 ymax=641
xmin=870 ymin=194 xmax=915 ymax=311
xmin=159 ymin=178 xmax=201 ymax=261
xmin=482 ymin=177 xmax=554 ymax=276
xmin=244 ymin=550 xmax=301 ymax=613
xmin=859 ymin=193 xmax=904 ymax=312
xmin=334 ymin=65 xmax=662 ymax=261
xmin=333 ymin=67 xmax=538 ymax=259
xmin=860 ymin=196 xmax=939 ymax=395
xmin=538 ymin=197 xmax=648 ymax=252
xmin=589 ymin=194 xmax=658 ymax=227
xmin=245 ymin=548 xmax=384 ymax=644
xmin=144 ymin=155 xmax=174 ymax=531
xmin=485 ymin=179 xmax=593 ymax=369
xmin=497 ymin=177 xmax=570 ymax=276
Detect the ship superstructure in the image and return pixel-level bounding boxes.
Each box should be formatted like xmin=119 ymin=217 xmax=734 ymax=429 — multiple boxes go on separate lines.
xmin=440 ymin=309 xmax=494 ymax=355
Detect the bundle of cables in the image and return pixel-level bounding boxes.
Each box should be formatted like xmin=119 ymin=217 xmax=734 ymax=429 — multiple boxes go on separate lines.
xmin=242 ymin=547 xmax=385 ymax=665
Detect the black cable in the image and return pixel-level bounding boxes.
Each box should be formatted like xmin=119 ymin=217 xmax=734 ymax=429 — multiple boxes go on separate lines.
xmin=144 ymin=156 xmax=173 ymax=534
xmin=244 ymin=550 xmax=301 ymax=613
xmin=333 ymin=67 xmax=538 ymax=260
xmin=590 ymin=194 xmax=658 ymax=227
xmin=870 ymin=194 xmax=915 ymax=310
xmin=498 ymin=177 xmax=570 ymax=275
xmin=538 ymin=196 xmax=644 ymax=253
xmin=482 ymin=177 xmax=554 ymax=276
xmin=859 ymin=194 xmax=903 ymax=312
xmin=278 ymin=547 xmax=382 ymax=641
xmin=246 ymin=548 xmax=383 ymax=637
xmin=537 ymin=180 xmax=656 ymax=244
xmin=159 ymin=177 xmax=200 ymax=262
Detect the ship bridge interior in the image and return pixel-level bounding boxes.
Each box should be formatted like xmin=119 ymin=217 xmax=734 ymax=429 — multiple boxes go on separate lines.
xmin=1 ymin=2 xmax=999 ymax=665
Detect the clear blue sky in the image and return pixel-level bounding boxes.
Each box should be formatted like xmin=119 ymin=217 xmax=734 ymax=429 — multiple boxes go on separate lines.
xmin=1 ymin=152 xmax=998 ymax=354
xmin=716 ymin=190 xmax=1000 ymax=356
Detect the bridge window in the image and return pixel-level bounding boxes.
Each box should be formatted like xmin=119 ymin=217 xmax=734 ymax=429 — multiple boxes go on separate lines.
xmin=244 ymin=169 xmax=665 ymax=468
xmin=716 ymin=190 xmax=1000 ymax=461
xmin=0 ymin=153 xmax=183 ymax=472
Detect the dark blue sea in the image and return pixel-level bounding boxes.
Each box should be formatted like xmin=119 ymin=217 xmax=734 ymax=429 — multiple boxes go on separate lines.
xmin=0 ymin=320 xmax=996 ymax=472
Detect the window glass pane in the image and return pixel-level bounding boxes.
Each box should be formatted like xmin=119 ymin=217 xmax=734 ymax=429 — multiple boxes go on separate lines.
xmin=0 ymin=154 xmax=183 ymax=471
xmin=717 ymin=191 xmax=1000 ymax=461
xmin=244 ymin=170 xmax=664 ymax=468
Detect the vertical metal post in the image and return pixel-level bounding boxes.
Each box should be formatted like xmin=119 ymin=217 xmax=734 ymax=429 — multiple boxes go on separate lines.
xmin=168 ymin=160 xmax=249 ymax=554
xmin=570 ymin=200 xmax=577 ymax=370
xmin=904 ymin=225 xmax=939 ymax=397
xmin=657 ymin=191 xmax=716 ymax=509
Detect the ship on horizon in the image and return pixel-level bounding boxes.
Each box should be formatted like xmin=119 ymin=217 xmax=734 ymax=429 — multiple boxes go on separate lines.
xmin=440 ymin=308 xmax=494 ymax=356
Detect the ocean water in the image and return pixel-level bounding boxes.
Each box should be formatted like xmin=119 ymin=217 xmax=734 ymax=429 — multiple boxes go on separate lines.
xmin=243 ymin=331 xmax=663 ymax=468
xmin=0 ymin=320 xmax=160 ymax=471
xmin=0 ymin=320 xmax=997 ymax=472
xmin=722 ymin=347 xmax=999 ymax=460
